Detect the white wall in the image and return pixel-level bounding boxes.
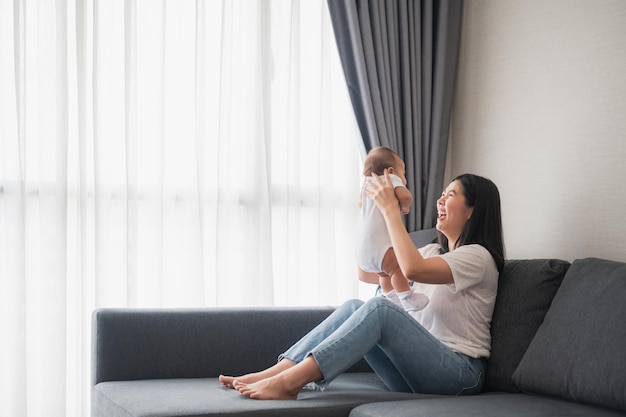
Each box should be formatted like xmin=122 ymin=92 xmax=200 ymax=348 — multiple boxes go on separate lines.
xmin=448 ymin=0 xmax=626 ymax=262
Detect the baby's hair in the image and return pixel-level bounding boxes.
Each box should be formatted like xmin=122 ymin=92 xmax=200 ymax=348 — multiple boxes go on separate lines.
xmin=363 ymin=146 xmax=401 ymax=176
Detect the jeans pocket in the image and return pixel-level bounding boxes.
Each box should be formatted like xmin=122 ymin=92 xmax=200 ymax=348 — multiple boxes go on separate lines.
xmin=455 ymin=355 xmax=485 ymax=395
xmin=456 ymin=369 xmax=483 ymax=395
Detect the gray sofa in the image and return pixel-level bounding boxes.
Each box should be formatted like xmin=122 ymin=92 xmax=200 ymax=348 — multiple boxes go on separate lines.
xmin=92 ymin=257 xmax=626 ymax=417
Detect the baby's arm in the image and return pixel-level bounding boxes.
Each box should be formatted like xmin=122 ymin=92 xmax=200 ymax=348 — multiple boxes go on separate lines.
xmin=395 ymin=186 xmax=412 ymax=214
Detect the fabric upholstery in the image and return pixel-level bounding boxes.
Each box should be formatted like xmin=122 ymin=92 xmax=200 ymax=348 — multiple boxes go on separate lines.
xmin=513 ymin=258 xmax=626 ymax=411
xmin=92 ymin=307 xmax=371 ymax=385
xmin=484 ymin=259 xmax=570 ymax=392
xmin=92 ymin=258 xmax=624 ymax=416
xmin=409 ymin=228 xmax=438 ymax=248
xmin=92 ymin=374 xmax=432 ymax=417
xmin=348 ymin=393 xmax=626 ymax=417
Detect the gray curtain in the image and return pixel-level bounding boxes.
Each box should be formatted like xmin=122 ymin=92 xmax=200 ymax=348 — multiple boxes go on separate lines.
xmin=327 ymin=0 xmax=463 ymax=232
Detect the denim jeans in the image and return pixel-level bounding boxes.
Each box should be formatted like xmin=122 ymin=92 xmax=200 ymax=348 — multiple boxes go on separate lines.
xmin=280 ymin=297 xmax=485 ymax=395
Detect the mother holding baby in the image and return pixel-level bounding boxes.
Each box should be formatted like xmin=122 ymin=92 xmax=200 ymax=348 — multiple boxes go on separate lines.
xmin=220 ymin=170 xmax=505 ymax=400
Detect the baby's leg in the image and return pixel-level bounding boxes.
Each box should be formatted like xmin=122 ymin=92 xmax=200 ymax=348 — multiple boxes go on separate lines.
xmin=376 ymin=271 xmax=402 ymax=306
xmin=381 ymin=248 xmax=410 ymax=293
xmin=378 ymin=274 xmax=394 ymax=294
xmin=381 ymin=248 xmax=429 ymax=312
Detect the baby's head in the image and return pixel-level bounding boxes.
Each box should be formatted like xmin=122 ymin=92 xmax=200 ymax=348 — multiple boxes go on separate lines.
xmin=363 ymin=147 xmax=406 ymax=184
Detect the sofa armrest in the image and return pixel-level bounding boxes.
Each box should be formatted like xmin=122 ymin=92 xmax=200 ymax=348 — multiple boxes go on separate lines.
xmin=92 ymin=306 xmax=371 ymax=386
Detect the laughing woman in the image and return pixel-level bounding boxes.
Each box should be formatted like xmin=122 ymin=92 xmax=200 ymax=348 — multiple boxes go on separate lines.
xmin=219 ymin=172 xmax=505 ymax=400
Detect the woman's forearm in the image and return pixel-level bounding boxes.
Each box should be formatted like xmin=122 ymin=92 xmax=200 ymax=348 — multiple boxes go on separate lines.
xmin=368 ymin=170 xmax=452 ymax=284
xmin=382 ymin=210 xmax=424 ymax=279
xmin=382 ymin=208 xmax=453 ymax=285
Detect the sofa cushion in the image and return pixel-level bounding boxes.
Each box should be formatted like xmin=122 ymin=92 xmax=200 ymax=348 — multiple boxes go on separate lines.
xmin=484 ymin=259 xmax=570 ymax=392
xmin=513 ymin=258 xmax=626 ymax=411
xmin=348 ymin=393 xmax=626 ymax=417
xmin=92 ymin=374 xmax=432 ymax=417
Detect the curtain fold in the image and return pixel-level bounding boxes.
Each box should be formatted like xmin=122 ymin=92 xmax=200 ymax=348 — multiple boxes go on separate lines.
xmin=0 ymin=1 xmax=363 ymax=416
xmin=327 ymin=0 xmax=464 ymax=232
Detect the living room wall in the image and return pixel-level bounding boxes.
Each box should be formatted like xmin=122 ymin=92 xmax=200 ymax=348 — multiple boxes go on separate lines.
xmin=447 ymin=0 xmax=626 ymax=262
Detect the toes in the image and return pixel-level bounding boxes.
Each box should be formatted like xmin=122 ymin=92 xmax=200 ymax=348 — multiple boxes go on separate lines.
xmin=219 ymin=375 xmax=236 ymax=388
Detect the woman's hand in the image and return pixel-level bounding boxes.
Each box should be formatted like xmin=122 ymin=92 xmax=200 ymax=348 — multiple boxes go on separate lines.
xmin=366 ymin=168 xmax=454 ymax=285
xmin=364 ymin=169 xmax=400 ymax=218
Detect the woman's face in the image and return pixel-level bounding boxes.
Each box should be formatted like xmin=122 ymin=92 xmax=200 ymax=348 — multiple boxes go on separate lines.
xmin=436 ymin=180 xmax=473 ymax=245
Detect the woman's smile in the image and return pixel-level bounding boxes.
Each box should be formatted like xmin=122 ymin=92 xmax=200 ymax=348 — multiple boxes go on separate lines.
xmin=435 ymin=180 xmax=473 ymax=246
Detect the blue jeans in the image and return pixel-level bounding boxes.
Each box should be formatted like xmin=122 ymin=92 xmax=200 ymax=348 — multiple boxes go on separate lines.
xmin=280 ymin=297 xmax=485 ymax=395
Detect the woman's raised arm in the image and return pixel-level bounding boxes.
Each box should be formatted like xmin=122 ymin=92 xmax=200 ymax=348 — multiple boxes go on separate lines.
xmin=365 ymin=170 xmax=453 ymax=285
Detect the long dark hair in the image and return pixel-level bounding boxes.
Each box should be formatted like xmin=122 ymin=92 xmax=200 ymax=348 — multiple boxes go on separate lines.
xmin=437 ymin=174 xmax=506 ymax=272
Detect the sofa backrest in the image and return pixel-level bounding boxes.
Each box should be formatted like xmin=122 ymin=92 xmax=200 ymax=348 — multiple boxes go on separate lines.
xmin=512 ymin=257 xmax=626 ymax=412
xmin=484 ymin=258 xmax=570 ymax=392
xmin=92 ymin=307 xmax=371 ymax=385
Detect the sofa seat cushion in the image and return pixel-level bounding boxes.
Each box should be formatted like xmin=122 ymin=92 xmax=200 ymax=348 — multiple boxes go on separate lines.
xmin=513 ymin=258 xmax=626 ymax=412
xmin=348 ymin=393 xmax=626 ymax=417
xmin=92 ymin=373 xmax=434 ymax=417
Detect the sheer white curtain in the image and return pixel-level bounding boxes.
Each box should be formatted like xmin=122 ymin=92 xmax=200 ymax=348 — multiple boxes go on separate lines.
xmin=0 ymin=0 xmax=366 ymax=416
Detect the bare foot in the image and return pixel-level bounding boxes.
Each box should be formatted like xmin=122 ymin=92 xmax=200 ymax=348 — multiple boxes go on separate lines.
xmin=235 ymin=375 xmax=300 ymax=400
xmin=235 ymin=356 xmax=323 ymax=400
xmin=219 ymin=359 xmax=296 ymax=389
xmin=219 ymin=372 xmax=266 ymax=389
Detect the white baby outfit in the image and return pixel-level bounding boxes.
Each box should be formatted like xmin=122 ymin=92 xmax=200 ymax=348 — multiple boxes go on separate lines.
xmin=355 ymin=173 xmax=406 ymax=273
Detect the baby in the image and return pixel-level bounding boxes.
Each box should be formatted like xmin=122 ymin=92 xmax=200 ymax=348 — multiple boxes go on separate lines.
xmin=355 ymin=147 xmax=429 ymax=314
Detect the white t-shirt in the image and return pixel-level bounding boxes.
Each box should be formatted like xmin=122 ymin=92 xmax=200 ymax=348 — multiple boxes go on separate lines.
xmin=412 ymin=243 xmax=499 ymax=359
xmin=354 ymin=174 xmax=406 ymax=273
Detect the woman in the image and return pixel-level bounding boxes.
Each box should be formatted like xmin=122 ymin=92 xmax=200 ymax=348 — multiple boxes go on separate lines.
xmin=219 ymin=172 xmax=505 ymax=400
